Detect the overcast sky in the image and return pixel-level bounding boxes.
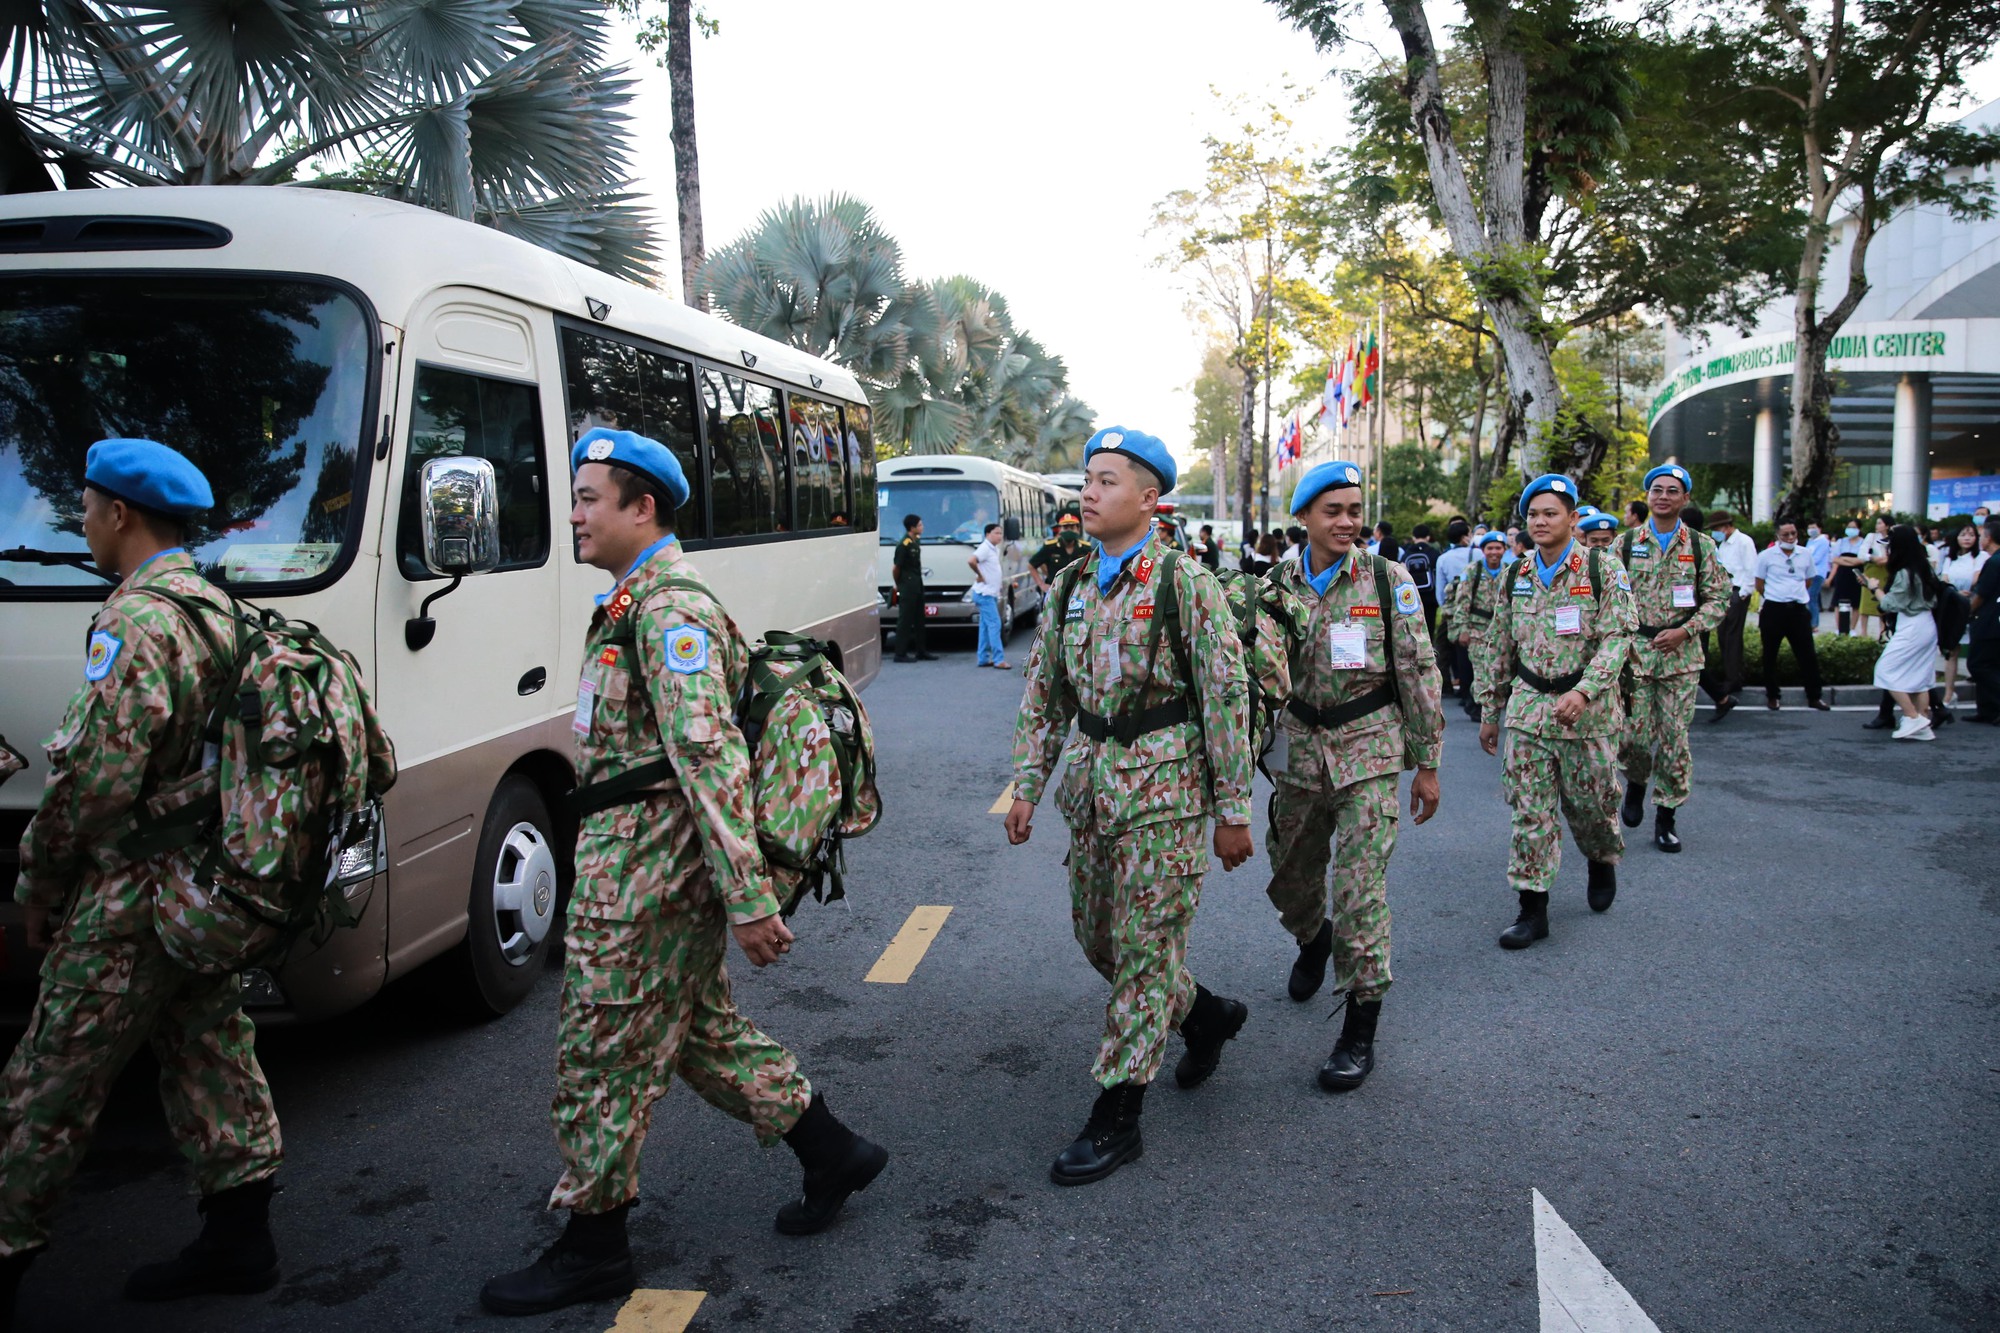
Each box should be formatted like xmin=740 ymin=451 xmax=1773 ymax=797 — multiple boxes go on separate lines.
xmin=603 ymin=2 xmax=2000 ymax=470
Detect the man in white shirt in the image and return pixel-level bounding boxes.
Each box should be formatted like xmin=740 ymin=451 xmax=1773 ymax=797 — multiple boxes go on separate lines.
xmin=1753 ymin=521 xmax=1829 ymax=711
xmin=968 ymin=521 xmax=1009 ymax=669
xmin=1701 ymin=510 xmax=1759 ymax=716
xmin=1804 ymin=522 xmax=1832 ymax=630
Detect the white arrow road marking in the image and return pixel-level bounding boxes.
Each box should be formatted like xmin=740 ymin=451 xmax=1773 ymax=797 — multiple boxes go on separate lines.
xmin=1533 ymin=1189 xmax=1661 ymax=1333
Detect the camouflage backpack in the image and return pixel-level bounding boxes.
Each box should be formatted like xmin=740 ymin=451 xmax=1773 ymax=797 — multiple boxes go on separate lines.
xmin=116 ymin=591 xmax=397 ymax=975
xmin=738 ymin=631 xmax=881 ymax=917
xmin=1210 ymin=565 xmax=1299 ymax=775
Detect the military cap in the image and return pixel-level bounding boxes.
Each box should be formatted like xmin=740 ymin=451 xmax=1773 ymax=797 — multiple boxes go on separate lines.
xmin=571 ymin=426 xmax=690 ymax=509
xmin=1084 ymin=425 xmax=1175 ymax=491
xmin=84 ymin=438 xmax=213 ymax=518
xmin=1478 ymin=529 xmax=1509 ymax=548
xmin=1577 ymin=509 xmax=1620 ymax=533
xmin=1642 ymin=463 xmax=1692 ymax=494
xmin=1056 ymin=513 xmax=1081 ymax=527
xmin=1287 ymin=460 xmax=1364 ymax=514
xmin=1518 ymin=473 xmax=1580 ymax=517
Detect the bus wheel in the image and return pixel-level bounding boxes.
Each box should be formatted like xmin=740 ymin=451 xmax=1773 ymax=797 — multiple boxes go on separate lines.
xmin=454 ymin=775 xmax=559 ymax=1017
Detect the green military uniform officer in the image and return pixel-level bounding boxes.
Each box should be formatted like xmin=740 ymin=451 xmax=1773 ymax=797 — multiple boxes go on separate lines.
xmin=892 ymin=514 xmax=937 ymax=662
xmin=1264 ymin=460 xmax=1445 ymax=1093
xmin=1006 ymin=425 xmax=1254 ymax=1187
xmin=1449 ymin=530 xmax=1512 ymax=723
xmin=482 ymin=429 xmax=886 ymax=1317
xmin=1616 ymin=464 xmax=1732 ymax=853
xmin=0 ymin=439 xmax=287 ymax=1320
xmin=1029 ymin=513 xmax=1087 ymax=593
xmin=1476 ymin=473 xmax=1639 ymax=950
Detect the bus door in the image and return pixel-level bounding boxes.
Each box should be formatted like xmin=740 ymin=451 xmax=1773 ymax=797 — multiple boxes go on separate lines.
xmin=374 ymin=291 xmax=565 ymax=972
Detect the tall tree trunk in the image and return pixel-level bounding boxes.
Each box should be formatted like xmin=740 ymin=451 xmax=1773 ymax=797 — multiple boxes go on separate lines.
xmin=1236 ymin=361 xmax=1259 ymax=534
xmin=1383 ymin=0 xmax=1563 ymax=478
xmin=1778 ymin=186 xmax=1878 ymax=527
xmin=667 ymin=0 xmax=706 ymax=310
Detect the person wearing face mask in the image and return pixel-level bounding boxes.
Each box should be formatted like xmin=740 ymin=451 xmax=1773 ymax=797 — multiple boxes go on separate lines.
xmin=1753 ymin=522 xmax=1830 ymax=711
xmin=1855 ymin=515 xmax=1894 ymax=639
xmin=1804 ymin=521 xmax=1832 ymax=630
xmin=1829 ymin=520 xmax=1868 ymax=635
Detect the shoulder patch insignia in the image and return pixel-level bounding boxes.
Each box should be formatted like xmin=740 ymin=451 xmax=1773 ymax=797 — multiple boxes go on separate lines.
xmin=664 ymin=625 xmax=709 ymax=674
xmin=1615 ymin=567 xmax=1632 ymax=591
xmin=84 ymin=631 xmax=122 ymax=682
xmin=1394 ymin=583 xmax=1421 ymax=615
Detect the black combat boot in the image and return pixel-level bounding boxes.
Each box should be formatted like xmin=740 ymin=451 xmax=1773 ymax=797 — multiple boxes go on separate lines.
xmin=1587 ymin=860 xmax=1617 ymax=912
xmin=1287 ymin=918 xmax=1334 ymax=1002
xmin=1050 ymin=1082 xmax=1146 ymax=1186
xmin=1498 ymin=891 xmax=1550 ymax=949
xmin=1654 ymin=805 xmax=1682 ymax=853
xmin=1173 ymin=984 xmax=1249 ymax=1088
xmin=124 ymin=1178 xmax=279 ymax=1302
xmin=1318 ymin=993 xmax=1382 ymax=1092
xmin=0 ymin=1248 xmax=39 ymax=1329
xmin=1620 ymin=781 xmax=1645 ymax=829
xmin=775 ymin=1094 xmax=888 ymax=1235
xmin=479 ymin=1201 xmax=635 ymax=1316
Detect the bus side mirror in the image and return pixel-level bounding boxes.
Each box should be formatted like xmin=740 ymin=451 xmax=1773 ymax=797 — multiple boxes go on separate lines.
xmin=1003 ymin=516 xmax=1023 ymax=543
xmin=407 ymin=456 xmax=500 ymax=651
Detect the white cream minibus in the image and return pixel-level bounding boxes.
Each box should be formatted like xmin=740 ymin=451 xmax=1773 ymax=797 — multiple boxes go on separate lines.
xmin=876 ymin=455 xmax=1078 ymax=643
xmin=0 ymin=188 xmax=880 ymax=1020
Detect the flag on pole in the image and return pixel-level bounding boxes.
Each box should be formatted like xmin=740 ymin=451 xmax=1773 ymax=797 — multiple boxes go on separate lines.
xmin=1362 ymin=328 xmax=1380 ymax=407
xmin=1275 ymin=410 xmax=1300 ymax=470
xmin=1338 ymin=339 xmax=1357 ymax=426
xmin=1322 ymin=359 xmax=1341 ymax=419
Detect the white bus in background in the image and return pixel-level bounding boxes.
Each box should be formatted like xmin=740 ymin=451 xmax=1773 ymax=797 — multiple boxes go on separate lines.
xmin=876 ymin=456 xmax=1079 ymax=644
xmin=0 ymin=187 xmax=879 ymax=1021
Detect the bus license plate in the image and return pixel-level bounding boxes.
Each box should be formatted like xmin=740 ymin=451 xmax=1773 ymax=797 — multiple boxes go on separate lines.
xmin=924 ymin=604 xmax=939 ymax=617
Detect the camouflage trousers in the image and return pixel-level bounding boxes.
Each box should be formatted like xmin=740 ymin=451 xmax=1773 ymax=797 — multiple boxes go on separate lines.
xmin=1504 ymin=731 xmax=1625 ymax=896
xmin=549 ymin=852 xmax=812 ymax=1215
xmin=1265 ymin=774 xmax=1399 ymax=1003
xmin=1620 ymin=671 xmax=1698 ymax=808
xmin=1067 ymin=816 xmax=1205 ymax=1089
xmin=0 ymin=931 xmax=281 ymax=1256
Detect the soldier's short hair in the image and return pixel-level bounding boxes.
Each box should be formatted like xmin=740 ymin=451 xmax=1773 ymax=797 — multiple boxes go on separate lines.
xmin=903 ymin=513 xmax=922 ymax=531
xmin=606 ymin=462 xmax=676 ymax=529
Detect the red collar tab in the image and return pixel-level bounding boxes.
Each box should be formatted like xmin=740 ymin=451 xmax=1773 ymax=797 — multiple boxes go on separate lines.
xmin=1567 ymin=551 xmax=1583 ymax=572
xmin=1132 ymin=554 xmax=1156 ymax=585
xmin=605 ymin=588 xmax=636 ymax=624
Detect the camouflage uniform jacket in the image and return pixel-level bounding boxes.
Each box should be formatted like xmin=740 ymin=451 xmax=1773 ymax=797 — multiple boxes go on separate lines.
xmin=18 ymin=552 xmax=234 ymax=942
xmin=575 ymin=540 xmax=781 ymax=926
xmin=1475 ymin=541 xmax=1638 ymax=739
xmin=1620 ymin=522 xmax=1731 ymax=678
xmin=1450 ymin=560 xmax=1510 ymax=639
xmin=1011 ymin=531 xmax=1252 ymax=833
xmin=1268 ymin=551 xmax=1444 ymax=792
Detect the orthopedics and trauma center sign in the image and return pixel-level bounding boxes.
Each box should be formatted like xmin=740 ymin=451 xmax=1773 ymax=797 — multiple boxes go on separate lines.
xmin=1646 ymin=319 xmax=1991 ymax=430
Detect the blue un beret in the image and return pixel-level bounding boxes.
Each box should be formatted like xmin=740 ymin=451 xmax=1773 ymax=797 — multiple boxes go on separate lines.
xmin=1478 ymin=530 xmax=1508 ymax=548
xmin=1643 ymin=463 xmax=1692 ymax=493
xmin=1084 ymin=425 xmax=1175 ymax=492
xmin=1518 ymin=473 xmax=1579 ymax=518
xmin=1288 ymin=460 xmax=1365 ymax=515
xmin=1578 ymin=509 xmax=1620 ymax=533
xmin=84 ymin=438 xmax=213 ymax=519
xmin=571 ymin=426 xmax=690 ymax=510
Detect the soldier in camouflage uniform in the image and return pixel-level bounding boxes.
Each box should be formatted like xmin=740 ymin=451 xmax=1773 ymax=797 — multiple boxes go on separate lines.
xmin=0 ymin=440 xmax=286 ymax=1319
xmin=483 ymin=429 xmax=886 ymax=1317
xmin=1006 ymin=426 xmax=1253 ymax=1187
xmin=1476 ymin=474 xmax=1639 ymax=950
xmin=1615 ymin=464 xmax=1732 ymax=853
xmin=1262 ymin=460 xmax=1443 ymax=1093
xmin=1451 ymin=531 xmax=1512 ymax=723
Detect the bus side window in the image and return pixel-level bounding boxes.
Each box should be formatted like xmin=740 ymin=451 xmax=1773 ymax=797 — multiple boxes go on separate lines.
xmin=846 ymin=402 xmax=877 ymax=531
xmin=398 ymin=364 xmax=549 ymax=579
xmin=789 ymin=393 xmax=847 ymax=531
xmin=558 ymin=327 xmax=706 ymax=539
xmin=701 ymin=368 xmax=788 ymax=537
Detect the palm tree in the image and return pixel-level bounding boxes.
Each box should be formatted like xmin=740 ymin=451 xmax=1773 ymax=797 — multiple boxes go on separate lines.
xmin=1 ymin=1 xmax=655 ymax=280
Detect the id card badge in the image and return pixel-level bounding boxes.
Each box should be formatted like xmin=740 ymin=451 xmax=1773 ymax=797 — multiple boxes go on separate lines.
xmin=1327 ymin=623 xmax=1368 ymax=670
xmin=573 ymin=678 xmax=597 ymax=736
xmin=1671 ymin=583 xmax=1697 ymax=608
xmin=1553 ymin=605 xmax=1583 ymax=636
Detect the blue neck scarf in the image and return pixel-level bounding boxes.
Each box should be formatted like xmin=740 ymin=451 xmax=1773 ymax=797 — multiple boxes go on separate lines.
xmin=1533 ymin=539 xmax=1576 ymax=587
xmin=1093 ymin=533 xmax=1149 ymax=594
xmin=1647 ymin=517 xmax=1681 ymax=550
xmin=1301 ymin=546 xmax=1349 ymax=597
xmin=1481 ymin=557 xmax=1507 ymax=580
xmin=597 ymin=534 xmax=678 ymax=606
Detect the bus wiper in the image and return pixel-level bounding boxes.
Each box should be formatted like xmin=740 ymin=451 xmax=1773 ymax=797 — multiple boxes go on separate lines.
xmin=0 ymin=547 xmax=114 ymax=581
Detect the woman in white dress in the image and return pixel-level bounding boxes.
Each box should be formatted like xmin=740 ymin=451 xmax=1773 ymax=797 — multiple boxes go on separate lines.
xmin=1939 ymin=523 xmax=1989 ymax=706
xmin=1867 ymin=524 xmax=1946 ymax=740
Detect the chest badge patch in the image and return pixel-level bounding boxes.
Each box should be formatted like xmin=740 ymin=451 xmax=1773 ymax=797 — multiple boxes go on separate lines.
xmin=1349 ymin=603 xmax=1381 ymax=618
xmin=1512 ymin=578 xmax=1533 ymax=597
xmin=84 ymin=630 xmax=122 ymax=683
xmin=1067 ymin=595 xmax=1086 ymax=615
xmin=1570 ymin=584 xmax=1594 ymax=597
xmin=1394 ymin=583 xmax=1421 ymax=616
xmin=1132 ymin=604 xmax=1154 ymax=620
xmin=665 ymin=625 xmax=709 ymax=674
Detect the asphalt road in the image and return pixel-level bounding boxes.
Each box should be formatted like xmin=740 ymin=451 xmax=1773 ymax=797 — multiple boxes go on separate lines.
xmin=12 ymin=618 xmax=1999 ymax=1332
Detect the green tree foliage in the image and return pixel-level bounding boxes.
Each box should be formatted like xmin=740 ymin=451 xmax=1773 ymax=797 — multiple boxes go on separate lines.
xmin=0 ymin=1 xmax=655 ymax=279
xmin=698 ymin=196 xmax=1094 ymax=467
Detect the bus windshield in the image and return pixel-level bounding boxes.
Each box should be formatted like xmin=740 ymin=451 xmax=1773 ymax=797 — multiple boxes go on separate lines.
xmin=878 ymin=478 xmax=1000 ymax=545
xmin=0 ymin=274 xmax=372 ymax=592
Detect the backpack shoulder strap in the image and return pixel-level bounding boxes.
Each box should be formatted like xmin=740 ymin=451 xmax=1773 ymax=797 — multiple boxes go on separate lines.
xmin=1370 ymin=553 xmax=1402 ymax=706
xmin=1619 ymin=527 xmax=1636 ymax=562
xmin=1589 ymin=547 xmax=1603 ymax=600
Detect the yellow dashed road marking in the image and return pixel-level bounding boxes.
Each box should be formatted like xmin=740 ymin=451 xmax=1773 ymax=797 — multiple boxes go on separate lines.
xmin=865 ymin=906 xmax=953 ymax=984
xmin=607 ymin=1288 xmax=705 ymax=1332
xmin=988 ymin=782 xmax=1016 ymax=814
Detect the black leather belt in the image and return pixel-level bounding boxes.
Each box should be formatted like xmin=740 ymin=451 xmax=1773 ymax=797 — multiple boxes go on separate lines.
xmin=1286 ymin=686 xmax=1396 ymax=729
xmin=1515 ymin=663 xmax=1585 ymax=695
xmin=1076 ymin=701 xmax=1190 ymax=745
